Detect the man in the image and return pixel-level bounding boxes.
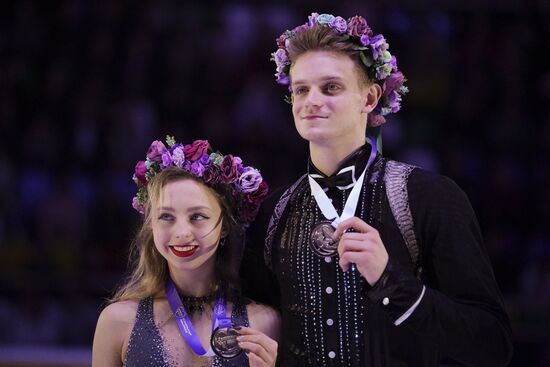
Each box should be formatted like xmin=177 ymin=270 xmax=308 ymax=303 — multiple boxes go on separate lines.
xmin=242 ymin=12 xmax=513 ymax=367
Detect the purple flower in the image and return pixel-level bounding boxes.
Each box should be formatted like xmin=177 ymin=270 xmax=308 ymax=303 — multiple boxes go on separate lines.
xmin=190 ymin=161 xmax=206 ymax=177
xmin=132 ymin=196 xmax=145 ymax=214
xmin=330 ymin=16 xmax=348 ymax=33
xmin=146 ymin=140 xmax=167 ymax=162
xmin=134 ymin=161 xmax=147 ymax=185
xmin=171 ymin=146 xmax=185 ymax=167
xmin=386 ymin=91 xmax=402 ymax=113
xmin=389 ymin=55 xmax=398 ymax=72
xmin=237 ymin=167 xmax=262 ymax=193
xmin=291 ymin=23 xmax=310 ymax=34
xmin=370 ymin=34 xmax=388 ymax=60
xmin=360 ymin=34 xmax=370 ymax=46
xmin=161 ymin=152 xmax=172 ymax=168
xmin=383 ymin=72 xmax=405 ymax=96
xmin=273 ymin=48 xmax=289 ymax=67
xmin=276 ymin=72 xmax=290 ymax=85
xmin=348 ymin=16 xmax=372 ymax=37
xmin=308 ymin=12 xmax=320 ymax=26
xmin=199 ymin=153 xmax=211 ymax=167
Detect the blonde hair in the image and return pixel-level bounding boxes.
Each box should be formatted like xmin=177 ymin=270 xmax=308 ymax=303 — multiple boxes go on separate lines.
xmin=110 ymin=167 xmax=242 ymax=303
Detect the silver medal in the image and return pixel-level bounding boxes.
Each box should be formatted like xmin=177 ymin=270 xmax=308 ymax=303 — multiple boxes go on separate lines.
xmin=310 ymin=221 xmax=339 ymax=257
xmin=210 ymin=326 xmax=242 ymax=359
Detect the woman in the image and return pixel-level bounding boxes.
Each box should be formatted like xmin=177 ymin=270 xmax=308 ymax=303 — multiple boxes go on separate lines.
xmin=92 ymin=136 xmax=279 ymax=367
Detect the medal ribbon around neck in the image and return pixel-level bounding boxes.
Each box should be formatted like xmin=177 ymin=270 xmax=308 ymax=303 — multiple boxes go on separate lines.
xmin=308 ymin=136 xmax=378 ymax=230
xmin=166 ymin=278 xmax=232 ymax=356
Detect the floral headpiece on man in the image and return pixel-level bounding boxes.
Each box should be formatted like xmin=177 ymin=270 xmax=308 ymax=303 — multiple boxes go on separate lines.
xmin=271 ymin=12 xmax=409 ymax=127
xmin=132 ymin=135 xmax=268 ymax=227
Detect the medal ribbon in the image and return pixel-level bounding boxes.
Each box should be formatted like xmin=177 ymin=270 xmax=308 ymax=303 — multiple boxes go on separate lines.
xmin=166 ymin=278 xmax=231 ymax=356
xmin=308 ymin=136 xmax=378 ymax=228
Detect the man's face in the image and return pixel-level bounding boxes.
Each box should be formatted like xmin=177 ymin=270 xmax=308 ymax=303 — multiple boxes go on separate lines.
xmin=290 ymin=50 xmax=371 ymax=147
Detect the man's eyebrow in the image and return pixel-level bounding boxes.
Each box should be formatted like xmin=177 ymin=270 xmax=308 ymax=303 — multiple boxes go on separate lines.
xmin=292 ymin=76 xmax=344 ymax=86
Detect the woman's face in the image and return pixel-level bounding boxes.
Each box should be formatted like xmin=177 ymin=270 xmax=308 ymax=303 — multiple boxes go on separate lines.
xmin=151 ymin=178 xmax=223 ymax=276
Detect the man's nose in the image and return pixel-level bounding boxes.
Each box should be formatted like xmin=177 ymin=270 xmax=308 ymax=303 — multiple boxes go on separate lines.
xmin=305 ymin=88 xmax=324 ymax=108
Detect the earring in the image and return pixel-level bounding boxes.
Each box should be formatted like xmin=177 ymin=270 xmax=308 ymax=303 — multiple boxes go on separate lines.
xmin=219 ymin=237 xmax=226 ymax=247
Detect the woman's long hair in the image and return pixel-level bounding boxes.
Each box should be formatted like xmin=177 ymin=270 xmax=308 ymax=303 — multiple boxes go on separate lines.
xmin=110 ymin=168 xmax=244 ymax=303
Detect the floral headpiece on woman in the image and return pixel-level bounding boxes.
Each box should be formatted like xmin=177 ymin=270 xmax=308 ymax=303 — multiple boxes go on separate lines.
xmin=271 ymin=12 xmax=409 ymax=126
xmin=132 ymin=135 xmax=268 ymax=227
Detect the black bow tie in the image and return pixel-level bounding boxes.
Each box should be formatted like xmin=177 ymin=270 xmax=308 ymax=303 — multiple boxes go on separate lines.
xmin=314 ymin=169 xmax=354 ymax=189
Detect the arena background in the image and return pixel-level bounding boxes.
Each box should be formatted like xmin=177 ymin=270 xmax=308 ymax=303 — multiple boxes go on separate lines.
xmin=0 ymin=0 xmax=548 ymax=366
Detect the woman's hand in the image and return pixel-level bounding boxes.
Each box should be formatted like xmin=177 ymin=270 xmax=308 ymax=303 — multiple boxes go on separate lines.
xmin=236 ymin=326 xmax=278 ymax=367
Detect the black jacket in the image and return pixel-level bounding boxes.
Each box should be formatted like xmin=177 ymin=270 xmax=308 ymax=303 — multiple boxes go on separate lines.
xmin=241 ymin=155 xmax=513 ymax=367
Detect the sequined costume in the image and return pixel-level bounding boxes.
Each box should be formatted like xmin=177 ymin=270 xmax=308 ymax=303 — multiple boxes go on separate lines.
xmin=124 ymin=297 xmax=250 ymax=367
xmin=242 ymin=143 xmax=512 ymax=367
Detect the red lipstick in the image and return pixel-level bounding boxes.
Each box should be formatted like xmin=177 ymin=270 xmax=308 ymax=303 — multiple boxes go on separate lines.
xmin=170 ymin=244 xmax=198 ymax=258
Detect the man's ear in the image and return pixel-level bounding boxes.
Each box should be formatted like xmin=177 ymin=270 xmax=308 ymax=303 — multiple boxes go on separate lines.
xmin=361 ymin=83 xmax=382 ymax=114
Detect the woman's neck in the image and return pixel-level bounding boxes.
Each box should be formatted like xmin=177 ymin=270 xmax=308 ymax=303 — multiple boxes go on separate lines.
xmin=169 ymin=267 xmax=216 ymax=298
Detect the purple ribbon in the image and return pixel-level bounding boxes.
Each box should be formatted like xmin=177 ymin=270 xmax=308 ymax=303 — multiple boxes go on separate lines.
xmin=166 ymin=278 xmax=231 ymax=356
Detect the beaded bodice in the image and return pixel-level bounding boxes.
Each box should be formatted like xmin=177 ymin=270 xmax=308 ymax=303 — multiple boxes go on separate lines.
xmin=124 ymin=297 xmax=250 ymax=367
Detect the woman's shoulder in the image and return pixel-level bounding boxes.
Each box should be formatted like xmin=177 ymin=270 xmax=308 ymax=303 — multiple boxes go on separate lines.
xmin=99 ymin=299 xmax=141 ymax=325
xmin=93 ymin=299 xmax=142 ymax=366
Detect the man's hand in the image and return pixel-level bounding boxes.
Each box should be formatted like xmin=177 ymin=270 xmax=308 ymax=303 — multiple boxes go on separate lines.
xmin=334 ymin=217 xmax=389 ymax=285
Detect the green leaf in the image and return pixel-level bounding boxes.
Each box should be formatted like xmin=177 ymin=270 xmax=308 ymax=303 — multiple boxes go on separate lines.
xmin=360 ymin=51 xmax=373 ymax=67
xmin=166 ymin=135 xmax=176 ymax=147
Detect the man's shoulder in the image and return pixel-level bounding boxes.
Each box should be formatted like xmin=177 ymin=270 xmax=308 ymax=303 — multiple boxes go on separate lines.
xmin=384 ymin=158 xmax=462 ymax=196
xmin=385 ymin=159 xmax=472 ymax=216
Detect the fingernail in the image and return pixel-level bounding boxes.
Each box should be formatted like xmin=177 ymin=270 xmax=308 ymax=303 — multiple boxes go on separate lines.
xmin=236 ymin=336 xmax=243 ymax=342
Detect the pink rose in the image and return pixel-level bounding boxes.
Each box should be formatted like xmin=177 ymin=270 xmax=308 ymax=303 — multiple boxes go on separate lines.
xmin=347 ymin=16 xmax=372 ymax=38
xmin=146 ymin=140 xmax=167 ymax=162
xmin=134 ymin=161 xmax=147 ymax=184
xmin=183 ymin=140 xmax=209 ymax=161
xmin=368 ymin=113 xmax=386 ymax=127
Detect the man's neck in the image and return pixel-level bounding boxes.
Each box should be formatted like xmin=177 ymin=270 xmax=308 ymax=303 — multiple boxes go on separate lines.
xmin=310 ymin=139 xmax=365 ymax=176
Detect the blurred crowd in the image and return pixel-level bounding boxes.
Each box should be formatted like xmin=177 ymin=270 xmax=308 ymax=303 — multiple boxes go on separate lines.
xmin=0 ymin=0 xmax=548 ymax=365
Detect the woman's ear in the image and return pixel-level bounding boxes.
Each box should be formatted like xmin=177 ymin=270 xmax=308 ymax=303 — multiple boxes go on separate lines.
xmin=361 ymin=83 xmax=382 ymax=114
xmin=221 ymin=222 xmax=229 ymax=238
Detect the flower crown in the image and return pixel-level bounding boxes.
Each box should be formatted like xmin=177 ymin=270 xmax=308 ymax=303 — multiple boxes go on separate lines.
xmin=132 ymin=135 xmax=268 ymax=227
xmin=271 ymin=12 xmax=409 ymax=126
